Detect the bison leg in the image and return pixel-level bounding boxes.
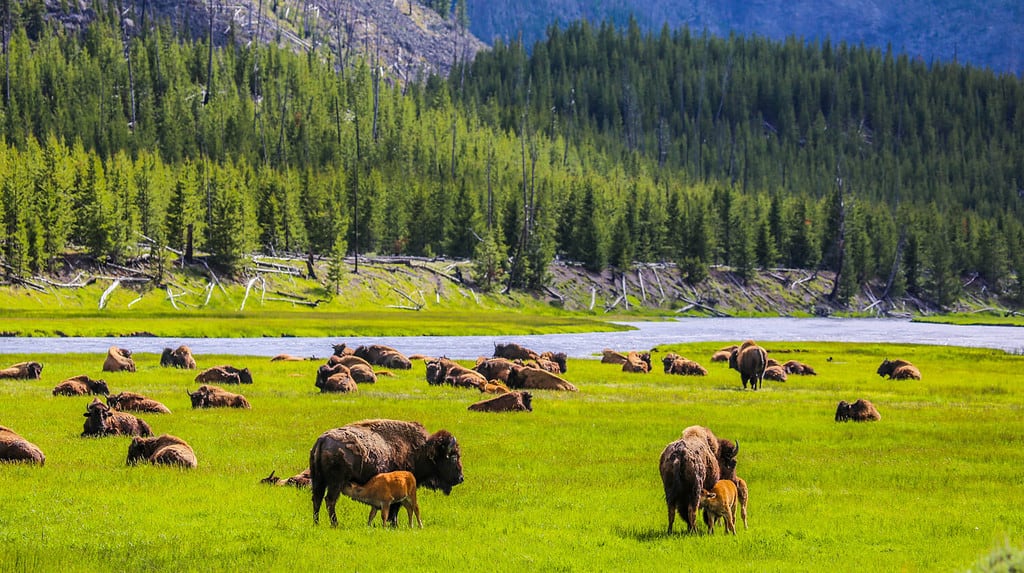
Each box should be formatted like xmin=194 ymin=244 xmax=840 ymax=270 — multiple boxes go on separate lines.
xmin=367 ymin=507 xmax=379 ymax=527
xmin=312 ymin=483 xmax=326 ymax=525
xmin=685 ymin=502 xmax=699 ymax=534
xmin=666 ymin=501 xmax=676 ymax=533
xmin=324 ymin=484 xmax=343 ymax=527
xmin=386 ymin=502 xmax=402 ymax=527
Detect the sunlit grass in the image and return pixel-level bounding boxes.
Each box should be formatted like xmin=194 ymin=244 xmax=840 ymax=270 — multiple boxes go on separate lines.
xmin=1 ymin=342 xmax=1022 ymax=571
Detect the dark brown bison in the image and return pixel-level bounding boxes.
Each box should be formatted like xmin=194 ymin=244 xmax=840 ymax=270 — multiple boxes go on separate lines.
xmin=468 ymin=391 xmax=533 ymax=412
xmin=331 ymin=343 xmax=356 ymax=357
xmin=127 ymin=434 xmax=197 ymax=468
xmin=539 ymin=351 xmax=568 ymax=374
xmin=662 ymin=353 xmax=708 ymax=376
xmin=106 ymin=391 xmax=171 ymax=414
xmin=473 ymin=357 xmax=516 ymax=383
xmin=600 ymin=349 xmax=628 ymax=364
xmin=711 ymin=345 xmax=738 ymax=363
xmin=0 ymin=361 xmax=43 ymax=379
xmin=187 ymin=385 xmax=251 ymax=409
xmin=876 ymin=359 xmax=921 ymax=380
xmin=315 ymin=364 xmax=358 ymax=393
xmin=0 ymin=425 xmax=46 ymax=465
xmin=262 ymin=468 xmax=312 ymax=488
xmin=425 ymin=358 xmax=486 ymax=389
xmin=160 ymin=345 xmax=197 ymax=369
xmin=506 ymin=364 xmax=578 ymax=391
xmin=194 ymin=365 xmax=253 ymax=385
xmin=622 ymin=351 xmax=652 ymax=374
xmin=81 ymin=398 xmax=152 ymax=437
xmin=729 ymin=341 xmax=768 ymax=390
xmin=783 ymin=360 xmax=817 ymax=375
xmin=493 ymin=342 xmax=540 ymax=362
xmin=354 ymin=345 xmax=413 ymax=370
xmin=309 ymin=419 xmax=464 ymax=526
xmin=103 ymin=347 xmax=136 ymax=373
xmin=659 ymin=425 xmax=739 ymax=533
xmin=52 ymin=375 xmax=110 ymax=396
xmin=835 ymin=399 xmax=882 ymax=422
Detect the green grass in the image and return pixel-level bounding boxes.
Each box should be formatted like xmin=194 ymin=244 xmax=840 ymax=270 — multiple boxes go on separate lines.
xmin=1 ymin=342 xmax=1022 ymax=571
xmin=915 ymin=313 xmax=1024 ymax=328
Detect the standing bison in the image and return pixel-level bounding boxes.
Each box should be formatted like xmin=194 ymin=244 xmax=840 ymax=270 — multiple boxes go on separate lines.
xmin=0 ymin=361 xmax=43 ymax=379
xmin=659 ymin=425 xmax=740 ymax=533
xmin=0 ymin=425 xmax=46 ymax=465
xmin=309 ymin=419 xmax=464 ymax=527
xmin=729 ymin=341 xmax=768 ymax=390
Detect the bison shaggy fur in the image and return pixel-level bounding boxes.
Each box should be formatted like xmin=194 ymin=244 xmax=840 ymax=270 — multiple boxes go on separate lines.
xmin=493 ymin=342 xmax=540 ymax=362
xmin=103 ymin=347 xmax=136 ymax=373
xmin=315 ymin=364 xmax=358 ymax=393
xmin=660 ymin=425 xmax=740 ymax=533
xmin=127 ymin=434 xmax=197 ymax=468
xmin=600 ymin=349 xmax=628 ymax=364
xmin=81 ymin=398 xmax=152 ymax=437
xmin=506 ymin=364 xmax=578 ymax=391
xmin=52 ymin=375 xmax=110 ymax=396
xmin=188 ymin=385 xmax=251 ymax=409
xmin=729 ymin=341 xmax=768 ymax=390
xmin=835 ymin=399 xmax=882 ymax=422
xmin=763 ymin=364 xmax=788 ymax=382
xmin=160 ymin=345 xmax=197 ymax=369
xmin=468 ymin=391 xmax=533 ymax=412
xmin=474 ymin=357 xmax=516 ymax=383
xmin=662 ymin=353 xmax=708 ymax=376
xmin=0 ymin=361 xmax=43 ymax=380
xmin=783 ymin=360 xmax=817 ymax=375
xmin=622 ymin=351 xmax=652 ymax=374
xmin=195 ymin=365 xmax=253 ymax=385
xmin=0 ymin=425 xmax=46 ymax=465
xmin=309 ymin=419 xmax=464 ymax=526
xmin=106 ymin=391 xmax=171 ymax=414
xmin=710 ymin=346 xmax=738 ymax=363
xmin=877 ymin=359 xmax=921 ymax=380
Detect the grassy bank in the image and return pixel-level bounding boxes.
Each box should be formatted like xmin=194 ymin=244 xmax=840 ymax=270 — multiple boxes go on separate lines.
xmin=1 ymin=342 xmax=1022 ymax=571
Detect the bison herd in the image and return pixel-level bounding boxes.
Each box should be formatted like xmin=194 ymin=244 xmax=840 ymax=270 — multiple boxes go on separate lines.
xmin=1 ymin=339 xmax=920 ymax=534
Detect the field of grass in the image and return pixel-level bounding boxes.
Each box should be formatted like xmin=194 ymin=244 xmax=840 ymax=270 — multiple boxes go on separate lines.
xmin=1 ymin=342 xmax=1022 ymax=572
xmin=915 ymin=313 xmax=1024 ymax=328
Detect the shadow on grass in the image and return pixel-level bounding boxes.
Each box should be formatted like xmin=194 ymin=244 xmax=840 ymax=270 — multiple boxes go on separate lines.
xmin=616 ymin=525 xmax=696 ymax=542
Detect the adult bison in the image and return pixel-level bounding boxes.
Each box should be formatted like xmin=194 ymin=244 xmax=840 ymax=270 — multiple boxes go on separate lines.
xmin=0 ymin=425 xmax=46 ymax=465
xmin=622 ymin=351 xmax=652 ymax=374
xmin=0 ymin=361 xmax=43 ymax=380
xmin=468 ymin=391 xmax=533 ymax=413
xmin=876 ymin=359 xmax=921 ymax=380
xmin=662 ymin=353 xmax=708 ymax=376
xmin=52 ymin=375 xmax=110 ymax=396
xmin=506 ymin=364 xmax=578 ymax=391
xmin=81 ymin=398 xmax=152 ymax=437
xmin=309 ymin=419 xmax=464 ymax=527
xmin=160 ymin=345 xmax=197 ymax=369
xmin=354 ymin=345 xmax=413 ymax=370
xmin=127 ymin=434 xmax=197 ymax=468
xmin=195 ymin=365 xmax=253 ymax=385
xmin=106 ymin=391 xmax=171 ymax=414
xmin=473 ymin=358 xmax=516 ymax=383
xmin=187 ymin=385 xmax=251 ymax=409
xmin=103 ymin=347 xmax=136 ymax=372
xmin=315 ymin=364 xmax=358 ymax=393
xmin=835 ymin=399 xmax=882 ymax=422
xmin=659 ymin=425 xmax=739 ymax=533
xmin=729 ymin=341 xmax=768 ymax=390
xmin=493 ymin=342 xmax=540 ymax=362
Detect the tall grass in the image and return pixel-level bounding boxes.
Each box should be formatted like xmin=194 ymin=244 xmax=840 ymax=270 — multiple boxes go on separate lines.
xmin=1 ymin=342 xmax=1022 ymax=571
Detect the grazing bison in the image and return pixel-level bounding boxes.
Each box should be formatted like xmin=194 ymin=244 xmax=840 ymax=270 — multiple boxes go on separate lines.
xmin=763 ymin=364 xmax=788 ymax=382
xmin=195 ymin=365 xmax=252 ymax=385
xmin=506 ymin=364 xmax=578 ymax=391
xmin=103 ymin=347 xmax=136 ymax=373
xmin=699 ymin=479 xmax=739 ymax=535
xmin=600 ymin=349 xmax=629 ymax=365
xmin=315 ymin=364 xmax=358 ymax=393
xmin=0 ymin=361 xmax=43 ymax=380
xmin=52 ymin=375 xmax=110 ymax=396
xmin=468 ymin=391 xmax=533 ymax=412
xmin=711 ymin=345 xmax=738 ymax=363
xmin=835 ymin=399 xmax=881 ymax=422
xmin=729 ymin=341 xmax=768 ymax=390
xmin=493 ymin=342 xmax=540 ymax=362
xmin=662 ymin=353 xmax=708 ymax=376
xmin=262 ymin=468 xmax=312 ymax=488
xmin=0 ymin=425 xmax=46 ymax=465
xmin=342 ymin=470 xmax=423 ymax=528
xmin=309 ymin=419 xmax=464 ymax=527
xmin=876 ymin=359 xmax=921 ymax=380
xmin=783 ymin=360 xmax=817 ymax=375
xmin=127 ymin=434 xmax=196 ymax=468
xmin=187 ymin=385 xmax=251 ymax=409
xmin=160 ymin=345 xmax=197 ymax=369
xmin=106 ymin=391 xmax=171 ymax=414
xmin=81 ymin=398 xmax=152 ymax=437
xmin=622 ymin=351 xmax=652 ymax=374
xmin=659 ymin=425 xmax=739 ymax=533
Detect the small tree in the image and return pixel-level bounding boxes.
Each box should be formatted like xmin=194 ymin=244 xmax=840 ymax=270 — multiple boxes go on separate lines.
xmin=472 ymin=228 xmax=507 ymax=292
xmin=326 ymin=233 xmax=348 ymax=296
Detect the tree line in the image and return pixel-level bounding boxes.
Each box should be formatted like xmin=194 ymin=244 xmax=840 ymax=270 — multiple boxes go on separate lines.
xmin=0 ymin=2 xmax=1022 ymax=307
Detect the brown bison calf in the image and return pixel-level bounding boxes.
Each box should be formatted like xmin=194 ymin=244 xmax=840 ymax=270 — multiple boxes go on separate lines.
xmin=195 ymin=365 xmax=253 ymax=385
xmin=261 ymin=468 xmax=312 ymax=488
xmin=81 ymin=398 xmax=152 ymax=437
xmin=876 ymin=358 xmax=921 ymax=380
xmin=468 ymin=391 xmax=533 ymax=412
xmin=0 ymin=361 xmax=43 ymax=379
xmin=342 ymin=470 xmax=423 ymax=528
xmin=127 ymin=434 xmax=197 ymax=468
xmin=835 ymin=399 xmax=881 ymax=422
xmin=699 ymin=479 xmax=739 ymax=535
xmin=103 ymin=347 xmax=136 ymax=373
xmin=106 ymin=391 xmax=171 ymax=414
xmin=187 ymin=385 xmax=251 ymax=409
xmin=52 ymin=375 xmax=110 ymax=396
xmin=0 ymin=425 xmax=46 ymax=465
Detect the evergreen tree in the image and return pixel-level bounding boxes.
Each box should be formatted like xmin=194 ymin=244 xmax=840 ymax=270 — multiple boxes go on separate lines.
xmin=326 ymin=232 xmax=348 ymax=296
xmin=472 ymin=226 xmax=507 ymax=292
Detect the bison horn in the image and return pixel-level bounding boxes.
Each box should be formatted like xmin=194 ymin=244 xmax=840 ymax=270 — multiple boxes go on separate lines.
xmin=733 ymin=440 xmax=739 ymax=457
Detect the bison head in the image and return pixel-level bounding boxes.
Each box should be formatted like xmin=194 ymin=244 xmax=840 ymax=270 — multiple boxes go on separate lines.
xmin=425 ymin=359 xmax=445 ymax=385
xmin=835 ymin=400 xmax=852 ymax=422
xmin=876 ymin=359 xmax=894 ymax=377
xmin=416 ymin=430 xmax=464 ymax=495
xmin=91 ymin=379 xmax=111 ymax=396
xmin=331 ymin=343 xmax=348 ymax=357
xmin=520 ymin=391 xmax=534 ymax=412
xmin=160 ymin=348 xmax=175 ymax=367
xmin=237 ymin=368 xmax=253 ymax=384
xmin=717 ymin=439 xmax=740 ymax=480
xmin=126 ymin=436 xmax=149 ymax=465
xmin=187 ymin=388 xmax=207 ymax=408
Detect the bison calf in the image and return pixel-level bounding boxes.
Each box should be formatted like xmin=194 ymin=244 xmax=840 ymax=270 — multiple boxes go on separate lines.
xmin=342 ymin=470 xmax=423 ymax=528
xmin=699 ymin=479 xmax=739 ymax=535
xmin=261 ymin=468 xmax=312 ymax=488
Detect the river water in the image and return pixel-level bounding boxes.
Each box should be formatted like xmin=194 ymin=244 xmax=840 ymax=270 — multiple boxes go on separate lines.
xmin=0 ymin=318 xmax=1020 ymax=358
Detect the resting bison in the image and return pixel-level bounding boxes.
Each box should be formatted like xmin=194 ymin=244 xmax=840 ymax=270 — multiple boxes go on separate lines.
xmin=662 ymin=353 xmax=708 ymax=376
xmin=52 ymin=375 xmax=110 ymax=396
xmin=270 ymin=354 xmax=312 ymax=362
xmin=468 ymin=391 xmax=533 ymax=412
xmin=187 ymin=385 xmax=251 ymax=409
xmin=539 ymin=351 xmax=568 ymax=374
xmin=262 ymin=468 xmax=312 ymax=488
xmin=0 ymin=425 xmax=46 ymax=465
xmin=835 ymin=399 xmax=881 ymax=422
xmin=309 ymin=419 xmax=464 ymax=526
xmin=876 ymin=359 xmax=921 ymax=380
xmin=710 ymin=345 xmax=738 ymax=363
xmin=659 ymin=425 xmax=739 ymax=533
xmin=622 ymin=351 xmax=652 ymax=374
xmin=473 ymin=357 xmax=516 ymax=383
xmin=600 ymin=349 xmax=628 ymax=365
xmin=763 ymin=364 xmax=788 ymax=382
xmin=103 ymin=347 xmax=136 ymax=373
xmin=0 ymin=361 xmax=43 ymax=380
xmin=195 ymin=365 xmax=253 ymax=385
xmin=493 ymin=342 xmax=540 ymax=362
xmin=506 ymin=364 xmax=578 ymax=391
xmin=331 ymin=343 xmax=356 ymax=356
xmin=480 ymin=380 xmax=511 ymax=394
xmin=160 ymin=345 xmax=197 ymax=369
xmin=354 ymin=345 xmax=413 ymax=370
xmin=783 ymin=360 xmax=817 ymax=375
xmin=106 ymin=391 xmax=171 ymax=414
xmin=729 ymin=341 xmax=768 ymax=390
xmin=425 ymin=358 xmax=486 ymax=389
xmin=81 ymin=398 xmax=152 ymax=437
xmin=315 ymin=364 xmax=358 ymax=393
xmin=127 ymin=434 xmax=197 ymax=468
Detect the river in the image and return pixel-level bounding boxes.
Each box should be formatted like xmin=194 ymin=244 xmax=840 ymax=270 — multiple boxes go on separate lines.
xmin=0 ymin=317 xmax=1020 ymax=358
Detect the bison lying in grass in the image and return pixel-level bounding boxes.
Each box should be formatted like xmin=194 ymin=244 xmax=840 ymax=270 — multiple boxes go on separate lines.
xmin=0 ymin=361 xmax=43 ymax=380
xmin=262 ymin=468 xmax=312 ymax=488
xmin=835 ymin=399 xmax=881 ymax=422
xmin=81 ymin=398 xmax=152 ymax=437
xmin=315 ymin=364 xmax=358 ymax=393
xmin=0 ymin=425 xmax=46 ymax=465
xmin=127 ymin=434 xmax=197 ymax=468
xmin=52 ymin=375 xmax=110 ymax=397
xmin=103 ymin=347 xmax=136 ymax=373
xmin=662 ymin=353 xmax=708 ymax=376
xmin=188 ymin=385 xmax=251 ymax=409
xmin=783 ymin=360 xmax=817 ymax=375
xmin=195 ymin=365 xmax=253 ymax=385
xmin=622 ymin=351 xmax=652 ymax=373
xmin=468 ymin=391 xmax=533 ymax=412
xmin=506 ymin=364 xmax=577 ymax=391
xmin=106 ymin=391 xmax=171 ymax=414
xmin=876 ymin=359 xmax=921 ymax=380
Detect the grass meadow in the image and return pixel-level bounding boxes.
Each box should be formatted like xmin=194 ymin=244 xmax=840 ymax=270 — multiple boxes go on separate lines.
xmin=1 ymin=342 xmax=1022 ymax=572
